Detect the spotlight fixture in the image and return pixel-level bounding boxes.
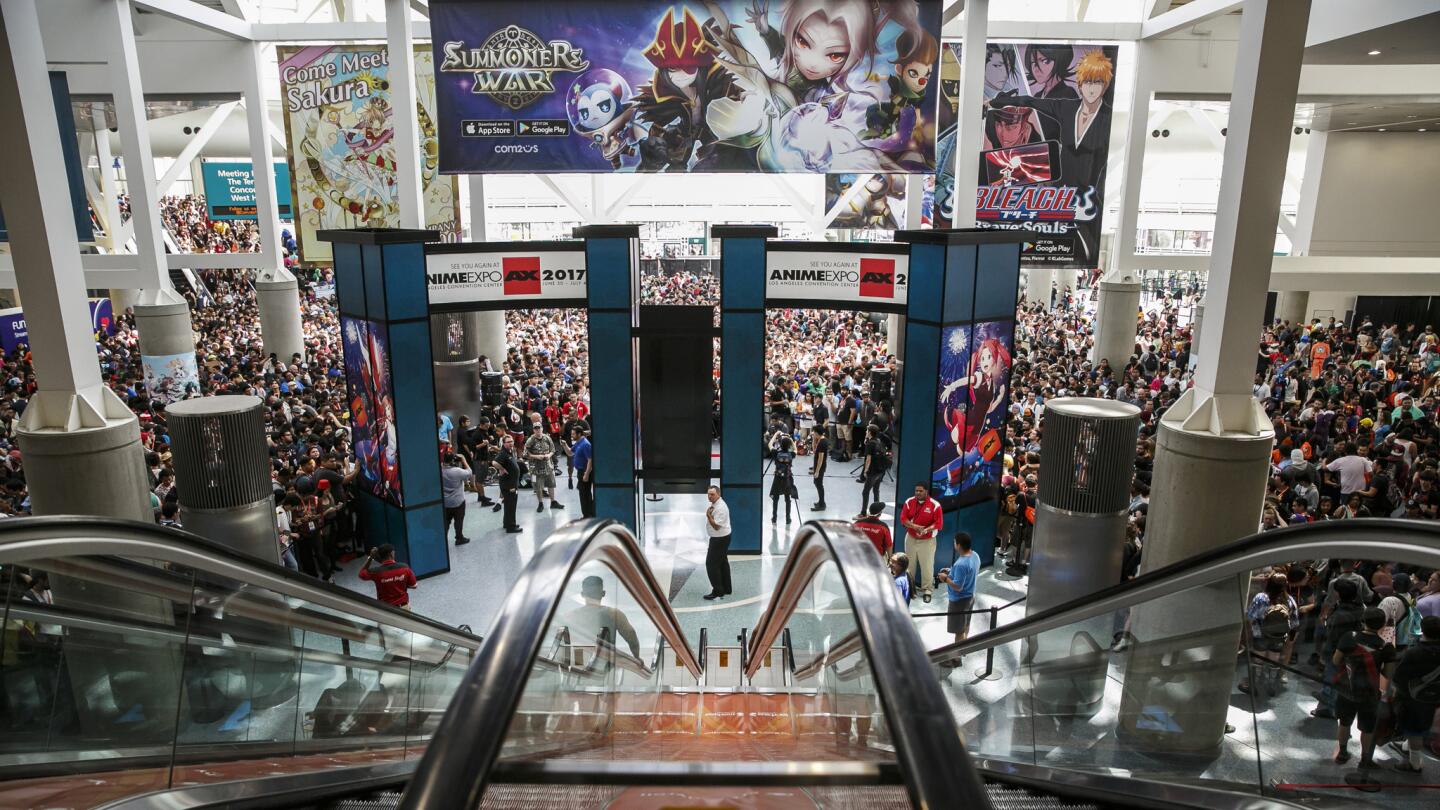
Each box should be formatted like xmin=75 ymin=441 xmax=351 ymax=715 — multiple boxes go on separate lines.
xmin=1161 ymin=129 xmax=1170 ymax=137
xmin=1220 ymin=127 xmax=1227 ymax=136
xmin=1293 ymin=126 xmax=1302 ymax=134
xmin=1151 ymin=129 xmax=1160 ymax=137
xmin=1304 ymin=128 xmax=1311 ymax=134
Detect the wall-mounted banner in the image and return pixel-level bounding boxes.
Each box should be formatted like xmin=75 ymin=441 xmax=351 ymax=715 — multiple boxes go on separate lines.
xmin=0 ymin=299 xmax=118 ymax=355
xmin=765 ymin=244 xmax=908 ymax=311
xmin=935 ymin=42 xmax=1118 ymax=269
xmin=428 ymin=0 xmax=943 ymax=174
xmin=424 ymin=245 xmax=588 ymax=309
xmin=277 ymin=45 xmax=461 ymax=263
xmin=823 ymin=174 xmax=907 ymax=230
xmin=200 ymin=160 xmax=294 ymax=220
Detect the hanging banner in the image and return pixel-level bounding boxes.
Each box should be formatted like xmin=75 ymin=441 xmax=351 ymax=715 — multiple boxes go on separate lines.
xmin=428 ymin=0 xmax=943 ymax=174
xmin=765 ymin=243 xmax=908 ymax=311
xmin=278 ymin=45 xmax=461 ymax=264
xmin=199 ymin=160 xmax=294 ymax=220
xmin=0 ymin=299 xmax=118 ymax=355
xmin=424 ymin=244 xmax=588 ymax=310
xmin=935 ymin=42 xmax=1117 ymax=269
xmin=929 ymin=42 xmax=961 ymax=228
xmin=822 ymin=174 xmax=907 ymax=230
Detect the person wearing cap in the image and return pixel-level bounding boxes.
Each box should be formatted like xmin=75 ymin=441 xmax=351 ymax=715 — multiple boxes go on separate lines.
xmin=851 ymin=502 xmax=892 ymax=556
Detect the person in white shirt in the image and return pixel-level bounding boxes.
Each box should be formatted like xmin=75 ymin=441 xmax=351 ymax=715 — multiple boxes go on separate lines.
xmin=1324 ymin=443 xmax=1374 ymax=496
xmin=703 ymin=486 xmax=732 ymax=600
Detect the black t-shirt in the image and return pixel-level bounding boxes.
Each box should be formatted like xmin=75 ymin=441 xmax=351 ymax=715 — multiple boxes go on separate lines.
xmin=1392 ymin=639 xmax=1440 ymax=703
xmin=1337 ymin=630 xmax=1396 ymax=698
xmin=1367 ymin=471 xmax=1393 ymax=514
xmin=864 ymin=438 xmax=887 ymax=473
xmin=812 ymin=402 xmax=830 ymax=425
xmin=812 ymin=438 xmax=829 ymax=474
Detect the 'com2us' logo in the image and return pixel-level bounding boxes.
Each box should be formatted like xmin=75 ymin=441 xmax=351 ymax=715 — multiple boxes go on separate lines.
xmin=440 ymin=26 xmax=589 ymax=111
xmin=502 ymin=256 xmax=542 ymax=295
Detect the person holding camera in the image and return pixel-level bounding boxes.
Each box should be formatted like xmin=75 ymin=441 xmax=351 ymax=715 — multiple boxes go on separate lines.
xmin=769 ymin=430 xmax=797 ymax=525
xmin=440 ymin=452 xmax=472 ymax=546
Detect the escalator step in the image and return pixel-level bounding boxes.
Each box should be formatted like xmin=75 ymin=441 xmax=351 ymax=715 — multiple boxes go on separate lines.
xmin=986 ymin=782 xmax=1100 ymax=809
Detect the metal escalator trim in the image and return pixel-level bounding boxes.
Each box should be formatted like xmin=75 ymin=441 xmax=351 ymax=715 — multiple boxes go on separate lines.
xmin=0 ymin=515 xmax=480 ymax=649
xmin=744 ymin=520 xmax=994 ymax=810
xmin=976 ymin=760 xmax=1314 ymax=810
xmin=93 ymin=760 xmax=416 ymax=810
xmin=489 ymin=759 xmax=905 ymax=787
xmin=931 ymin=517 xmax=1440 ymax=664
xmin=790 ymin=628 xmax=863 ymax=681
xmin=396 ymin=519 xmax=702 ymax=810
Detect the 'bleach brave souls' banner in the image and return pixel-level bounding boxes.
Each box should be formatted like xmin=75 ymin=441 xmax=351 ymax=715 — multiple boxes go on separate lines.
xmin=935 ymin=42 xmax=1118 ymax=269
xmin=428 ymin=0 xmax=944 ymax=174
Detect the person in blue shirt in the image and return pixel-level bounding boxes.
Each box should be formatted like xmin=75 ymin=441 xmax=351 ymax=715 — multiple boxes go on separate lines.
xmin=937 ymin=532 xmax=981 ymax=644
xmin=889 ymin=553 xmax=911 ymax=604
xmin=437 ymin=413 xmax=453 ymax=445
xmin=571 ymin=426 xmax=595 ymax=518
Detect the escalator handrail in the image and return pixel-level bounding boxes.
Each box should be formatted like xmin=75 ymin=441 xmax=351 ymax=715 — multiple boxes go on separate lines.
xmin=930 ymin=517 xmax=1440 ymax=664
xmin=745 ymin=519 xmax=994 ymax=810
xmin=396 ymin=518 xmax=702 ymax=810
xmin=0 ymin=515 xmax=480 ymax=649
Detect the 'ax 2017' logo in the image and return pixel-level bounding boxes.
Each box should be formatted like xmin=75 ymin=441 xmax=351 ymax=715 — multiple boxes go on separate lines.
xmin=858 ymin=258 xmax=896 ymax=299
xmin=503 ymin=256 xmax=541 ymax=295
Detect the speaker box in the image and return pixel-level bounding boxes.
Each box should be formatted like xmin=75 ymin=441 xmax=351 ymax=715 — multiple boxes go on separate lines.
xmin=868 ymin=368 xmax=892 ymax=403
xmin=480 ymin=371 xmax=506 ymax=407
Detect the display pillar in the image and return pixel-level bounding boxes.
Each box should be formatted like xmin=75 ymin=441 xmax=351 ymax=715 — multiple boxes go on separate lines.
xmin=893 ymin=230 xmax=1024 ymax=565
xmin=714 ymin=225 xmax=775 ymax=554
xmin=431 ymin=311 xmax=483 ymax=424
xmin=255 ymin=276 xmax=307 ymax=362
xmin=1275 ymin=290 xmax=1308 ymax=326
xmin=1092 ymin=274 xmax=1142 ymax=368
xmin=1024 ymin=267 xmax=1053 ymax=308
xmin=321 ymin=227 xmax=449 ymax=577
xmin=577 ymin=224 xmax=640 ymax=531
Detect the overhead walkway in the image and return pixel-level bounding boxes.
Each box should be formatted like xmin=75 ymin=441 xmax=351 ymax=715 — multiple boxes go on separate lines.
xmin=4 ymin=516 xmax=1434 ymax=808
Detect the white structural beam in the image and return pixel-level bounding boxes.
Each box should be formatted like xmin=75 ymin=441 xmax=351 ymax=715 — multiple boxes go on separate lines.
xmin=243 ymin=42 xmax=287 ymax=278
xmin=536 ymin=176 xmax=594 ymax=223
xmin=250 ymin=20 xmax=427 ymax=41
xmin=603 ymin=175 xmax=653 ymax=223
xmin=102 ymin=0 xmax=171 ymax=293
xmin=154 ymin=100 xmax=238 ymax=197
xmin=130 ymin=0 xmax=253 ymax=39
xmin=385 ymin=0 xmax=425 ymax=229
xmin=92 ymin=103 xmax=128 ymax=251
xmin=1106 ymin=38 xmax=1160 ymax=277
xmin=467 ymin=174 xmax=487 ymax=240
xmin=1146 ymin=0 xmax=1174 ymax=18
xmin=942 ymin=0 xmax=964 ymax=26
xmin=1180 ymin=106 xmax=1297 ymax=240
xmin=1141 ymin=0 xmax=1242 ymax=39
xmin=951 ymin=0 xmax=987 ymax=229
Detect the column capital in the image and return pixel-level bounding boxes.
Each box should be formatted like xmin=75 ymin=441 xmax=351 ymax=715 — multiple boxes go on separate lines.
xmin=1160 ymin=387 xmax=1275 ymax=439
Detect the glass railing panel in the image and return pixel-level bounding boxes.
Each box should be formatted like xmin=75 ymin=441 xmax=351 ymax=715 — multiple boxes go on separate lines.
xmin=0 ymin=555 xmax=198 ymax=807
xmin=775 ymin=559 xmax=893 ymax=762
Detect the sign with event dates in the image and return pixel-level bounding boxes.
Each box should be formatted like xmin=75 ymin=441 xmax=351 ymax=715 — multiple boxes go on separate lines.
xmin=424 ymin=246 xmax=587 ymax=308
xmin=764 ymin=247 xmax=909 ymax=311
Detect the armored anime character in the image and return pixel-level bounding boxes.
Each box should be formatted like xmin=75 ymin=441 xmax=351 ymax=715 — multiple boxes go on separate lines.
xmin=629 ymin=6 xmax=741 ymax=171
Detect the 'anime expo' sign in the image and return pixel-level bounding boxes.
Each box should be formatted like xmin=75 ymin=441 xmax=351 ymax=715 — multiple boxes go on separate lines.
xmin=424 ymin=245 xmax=588 ymax=309
xmin=765 ymin=244 xmax=909 ymax=311
xmin=428 ymin=0 xmax=944 ymax=174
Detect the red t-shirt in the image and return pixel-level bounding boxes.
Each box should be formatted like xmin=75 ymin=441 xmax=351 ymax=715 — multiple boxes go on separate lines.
xmin=900 ymin=497 xmax=943 ymax=540
xmin=359 ymin=560 xmax=416 ymax=607
xmin=853 ymin=518 xmax=893 ymax=556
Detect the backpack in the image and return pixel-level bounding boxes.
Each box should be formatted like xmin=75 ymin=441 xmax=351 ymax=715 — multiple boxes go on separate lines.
xmin=1259 ymin=599 xmax=1292 ymax=640
xmin=1339 ymin=635 xmax=1384 ymax=699
xmin=1410 ymin=663 xmax=1440 ymax=704
xmin=1395 ymin=595 xmax=1423 ymax=645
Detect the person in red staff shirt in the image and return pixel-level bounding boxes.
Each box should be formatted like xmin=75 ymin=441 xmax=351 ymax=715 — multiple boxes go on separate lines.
xmin=358 ymin=544 xmax=416 ymax=609
xmin=852 ymin=502 xmax=893 ymax=556
xmin=900 ymin=483 xmax=944 ymax=602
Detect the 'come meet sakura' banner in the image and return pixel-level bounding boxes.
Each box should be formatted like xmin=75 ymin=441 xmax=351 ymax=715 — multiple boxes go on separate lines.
xmin=428 ymin=0 xmax=943 ymax=174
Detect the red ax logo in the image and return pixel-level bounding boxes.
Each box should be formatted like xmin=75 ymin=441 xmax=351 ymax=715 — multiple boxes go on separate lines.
xmin=858 ymin=257 xmax=895 ymax=299
xmin=502 ymin=256 xmax=541 ymax=295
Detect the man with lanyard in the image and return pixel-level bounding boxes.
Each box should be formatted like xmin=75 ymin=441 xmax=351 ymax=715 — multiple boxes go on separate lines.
xmin=492 ymin=435 xmax=523 ymax=534
xmin=851 ymin=502 xmax=892 ymax=556
xmin=572 ymin=426 xmax=595 ymax=518
xmin=358 ymin=544 xmax=416 ymax=609
xmin=900 ymin=483 xmax=944 ymax=603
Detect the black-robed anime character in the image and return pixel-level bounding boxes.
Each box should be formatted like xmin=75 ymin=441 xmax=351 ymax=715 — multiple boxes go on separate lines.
xmin=1024 ymin=43 xmax=1077 ymax=99
xmin=630 ymin=6 xmax=741 ymax=171
xmin=861 ymin=30 xmax=937 ymax=141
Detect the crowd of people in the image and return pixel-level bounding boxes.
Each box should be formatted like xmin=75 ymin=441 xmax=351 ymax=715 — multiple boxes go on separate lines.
xmin=158 ymin=195 xmax=264 ymax=254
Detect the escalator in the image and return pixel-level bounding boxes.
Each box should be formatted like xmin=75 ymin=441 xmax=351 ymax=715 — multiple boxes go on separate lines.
xmin=5 ymin=515 xmax=1436 ymax=808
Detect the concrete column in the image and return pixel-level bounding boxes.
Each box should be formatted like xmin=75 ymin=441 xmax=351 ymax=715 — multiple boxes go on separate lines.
xmin=432 ymin=311 xmax=483 ymax=424
xmin=133 ymin=302 xmax=200 ymax=403
xmin=255 ymin=278 xmax=306 ymax=362
xmin=167 ymin=396 xmax=279 ymax=562
xmin=474 ymin=309 xmax=507 ymax=370
xmin=92 ymin=103 xmax=124 ymax=251
xmin=1188 ymin=302 xmax=1204 ymax=370
xmin=386 ymin=0 xmax=425 ymax=229
xmin=1107 ymin=41 xmax=1157 ymax=276
xmin=468 ymin=174 xmax=488 ymax=241
xmin=1092 ymin=277 xmax=1142 ymax=367
xmin=1275 ymin=290 xmax=1308 ymax=326
xmin=950 ymin=0 xmax=987 ymax=229
xmin=1056 ymin=268 xmax=1078 ymax=302
xmin=1025 ymin=267 xmax=1054 ymax=308
xmin=1119 ymin=0 xmax=1309 ymax=755
xmin=885 ymin=314 xmax=904 ymax=360
xmin=109 ymin=288 xmax=140 ymax=316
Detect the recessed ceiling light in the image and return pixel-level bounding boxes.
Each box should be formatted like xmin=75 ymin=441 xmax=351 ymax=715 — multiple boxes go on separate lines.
xmin=1378 ymin=128 xmax=1387 ymax=132
xmin=1420 ymin=128 xmax=1429 ymax=132
xmin=1368 ymin=49 xmax=1382 ymax=56
xmin=1347 ymin=122 xmax=1358 ymax=125
xmin=1407 ymin=115 xmax=1418 ymax=119
xmin=1370 ymin=106 xmax=1384 ymax=110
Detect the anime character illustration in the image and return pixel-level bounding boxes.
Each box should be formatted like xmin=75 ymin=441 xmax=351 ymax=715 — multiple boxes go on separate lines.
xmin=983 ymin=43 xmax=1023 ymax=100
xmin=828 ymin=174 xmax=903 ymax=229
xmin=986 ymin=147 xmax=1052 ymax=186
xmin=860 ymin=29 xmax=937 ymax=157
xmin=982 ymin=103 xmax=1047 ymax=150
xmin=1024 ymin=44 xmax=1077 ymax=99
xmin=933 ymin=325 xmax=1012 ymax=504
xmin=630 ymin=6 xmax=743 ymax=172
xmin=344 ymin=318 xmax=403 ymax=506
xmin=987 ymin=49 xmax=1114 ymax=264
xmin=566 ymin=68 xmax=643 ymax=169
